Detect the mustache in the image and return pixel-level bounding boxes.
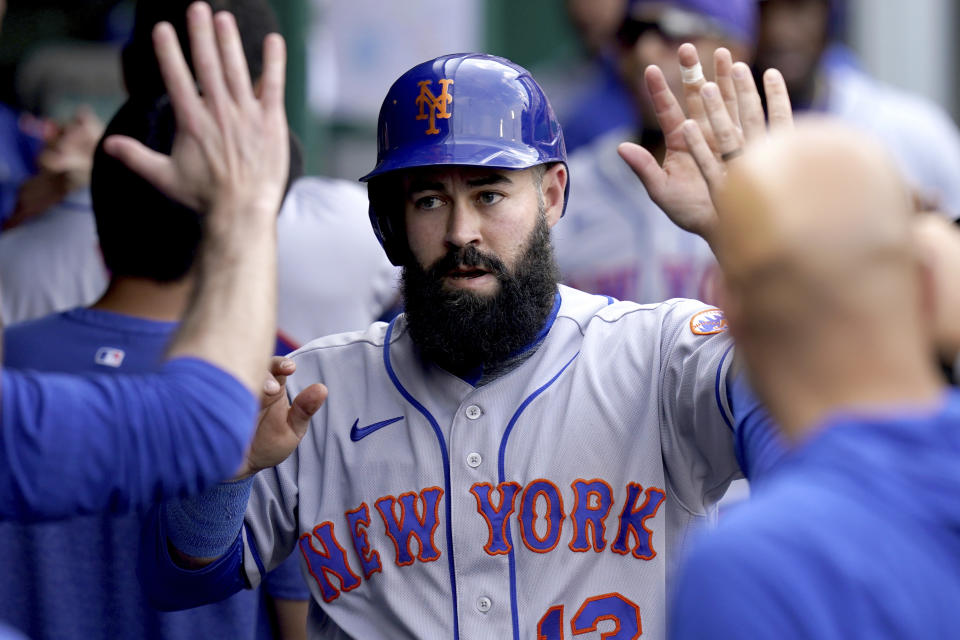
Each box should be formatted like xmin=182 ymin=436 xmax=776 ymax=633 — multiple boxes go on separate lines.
xmin=425 ymin=245 xmax=508 ymax=279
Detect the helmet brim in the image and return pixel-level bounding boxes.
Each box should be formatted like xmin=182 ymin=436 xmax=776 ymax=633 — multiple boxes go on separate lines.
xmin=359 ymin=140 xmax=556 ymax=182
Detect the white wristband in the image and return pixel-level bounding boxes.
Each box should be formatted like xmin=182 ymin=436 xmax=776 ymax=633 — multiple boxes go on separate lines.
xmin=681 ymin=62 xmax=705 ymax=84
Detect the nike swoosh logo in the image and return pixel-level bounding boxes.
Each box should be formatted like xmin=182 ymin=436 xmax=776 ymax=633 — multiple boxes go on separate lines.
xmin=350 ymin=416 xmax=404 ymax=442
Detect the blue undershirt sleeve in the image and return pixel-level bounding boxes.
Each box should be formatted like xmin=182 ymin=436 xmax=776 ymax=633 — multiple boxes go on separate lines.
xmin=729 ymin=372 xmax=789 ymax=482
xmin=262 ymin=548 xmax=310 ymax=600
xmin=0 ymin=358 xmax=256 ymax=522
xmin=138 ymin=500 xmax=250 ymax=611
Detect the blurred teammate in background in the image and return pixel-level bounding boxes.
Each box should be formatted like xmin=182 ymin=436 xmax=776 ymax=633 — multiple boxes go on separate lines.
xmin=0 ymin=108 xmax=107 ymax=324
xmin=1 ymin=0 xmax=329 ymax=542
xmin=553 ymin=0 xmax=634 ymax=152
xmin=0 ymin=0 xmax=398 ymax=338
xmin=2 ymin=96 xmax=308 ymax=640
xmin=755 ymin=0 xmax=960 ymax=217
xmin=553 ymin=0 xmax=755 ymax=304
xmin=0 ymin=0 xmax=107 ymax=321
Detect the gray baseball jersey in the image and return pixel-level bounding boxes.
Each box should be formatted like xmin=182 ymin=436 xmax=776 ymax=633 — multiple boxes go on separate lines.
xmin=242 ymin=286 xmax=738 ymax=639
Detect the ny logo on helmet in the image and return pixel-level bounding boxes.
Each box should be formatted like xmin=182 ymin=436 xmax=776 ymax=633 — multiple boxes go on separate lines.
xmin=415 ymin=79 xmax=453 ymax=135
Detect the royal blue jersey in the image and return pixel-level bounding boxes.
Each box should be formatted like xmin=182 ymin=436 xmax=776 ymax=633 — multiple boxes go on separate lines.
xmin=1 ymin=308 xmax=307 ymax=640
xmin=670 ymin=390 xmax=960 ymax=639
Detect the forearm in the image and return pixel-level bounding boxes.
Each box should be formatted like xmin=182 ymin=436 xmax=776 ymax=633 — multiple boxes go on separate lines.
xmin=270 ymin=598 xmax=309 ymax=640
xmin=0 ymin=359 xmax=256 ymax=521
xmin=164 ymin=476 xmax=253 ymax=569
xmin=110 ymin=7 xmax=289 ymax=397
xmin=140 ymin=497 xmax=250 ymax=611
xmin=168 ymin=197 xmax=278 ymax=394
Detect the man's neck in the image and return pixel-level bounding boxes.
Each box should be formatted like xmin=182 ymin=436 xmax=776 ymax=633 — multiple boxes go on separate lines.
xmin=90 ymin=276 xmax=194 ymax=322
xmin=762 ymin=334 xmax=946 ymax=442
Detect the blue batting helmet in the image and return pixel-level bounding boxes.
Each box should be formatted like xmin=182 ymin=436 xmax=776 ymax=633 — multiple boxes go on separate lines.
xmin=360 ymin=53 xmax=568 ymax=266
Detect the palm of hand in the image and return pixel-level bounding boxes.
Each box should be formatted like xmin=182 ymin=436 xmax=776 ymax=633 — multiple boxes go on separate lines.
xmin=241 ymin=393 xmax=301 ymax=477
xmin=655 ymin=145 xmax=717 ymax=237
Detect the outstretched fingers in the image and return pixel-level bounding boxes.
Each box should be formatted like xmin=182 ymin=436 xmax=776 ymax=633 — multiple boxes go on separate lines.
xmin=644 ymin=65 xmax=689 ymax=149
xmin=213 ymin=11 xmax=255 ymax=105
xmin=732 ymin=62 xmax=765 ymax=142
xmin=258 ymin=33 xmax=287 ymax=113
xmin=700 ymin=82 xmax=744 ymax=157
xmin=105 ymin=19 xmax=199 ymax=200
xmin=678 ymin=43 xmax=714 ymax=147
xmin=713 ymin=47 xmax=740 ymax=127
xmin=152 ymin=21 xmax=203 ymax=129
xmin=763 ymin=68 xmax=794 ymax=133
xmin=681 ymin=120 xmax=725 ymax=194
xmin=186 ymin=2 xmax=230 ymax=109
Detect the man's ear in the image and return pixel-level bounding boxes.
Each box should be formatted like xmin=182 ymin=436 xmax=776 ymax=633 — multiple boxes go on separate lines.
xmin=912 ymin=215 xmax=960 ymax=364
xmin=542 ymin=163 xmax=568 ymax=228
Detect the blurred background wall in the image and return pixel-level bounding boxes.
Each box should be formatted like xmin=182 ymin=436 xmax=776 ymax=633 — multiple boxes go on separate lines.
xmin=0 ymin=0 xmax=955 ymax=179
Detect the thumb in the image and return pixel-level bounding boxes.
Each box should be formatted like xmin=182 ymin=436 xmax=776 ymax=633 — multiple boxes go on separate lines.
xmin=618 ymin=142 xmax=667 ymax=198
xmin=103 ymin=134 xmax=195 ymax=209
xmin=287 ymin=383 xmax=327 ymax=439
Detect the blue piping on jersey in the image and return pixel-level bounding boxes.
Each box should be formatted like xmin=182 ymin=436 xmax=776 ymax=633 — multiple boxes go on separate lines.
xmin=604 ymin=295 xmax=617 ymax=306
xmin=715 ymin=343 xmax=735 ymax=432
xmin=497 ymin=350 xmax=581 ymax=640
xmin=519 ymin=293 xmax=562 ymax=356
xmin=383 ymin=318 xmax=460 ymax=640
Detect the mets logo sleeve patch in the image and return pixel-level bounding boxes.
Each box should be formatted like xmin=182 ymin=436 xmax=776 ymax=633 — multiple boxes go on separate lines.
xmin=690 ymin=309 xmax=728 ymax=335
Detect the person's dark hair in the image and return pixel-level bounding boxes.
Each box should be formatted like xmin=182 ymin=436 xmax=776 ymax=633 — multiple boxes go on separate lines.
xmin=91 ymin=96 xmax=202 ymax=282
xmin=122 ymin=0 xmax=280 ymax=99
xmin=91 ymin=93 xmax=303 ymax=283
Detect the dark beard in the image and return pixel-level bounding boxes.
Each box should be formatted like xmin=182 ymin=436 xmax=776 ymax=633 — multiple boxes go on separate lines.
xmin=401 ymin=215 xmax=560 ymax=376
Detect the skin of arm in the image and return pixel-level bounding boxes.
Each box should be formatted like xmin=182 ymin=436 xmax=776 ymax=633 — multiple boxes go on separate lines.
xmin=110 ymin=3 xmax=329 ymax=480
xmin=121 ymin=6 xmax=329 ymax=482
xmin=122 ymin=3 xmax=327 ymax=570
xmin=0 ymin=2 xmax=323 ymax=521
xmin=269 ymin=598 xmax=309 ymax=640
xmin=104 ymin=3 xmax=288 ymax=395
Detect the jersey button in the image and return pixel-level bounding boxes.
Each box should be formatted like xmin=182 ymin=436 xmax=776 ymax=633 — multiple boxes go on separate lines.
xmin=465 ymin=405 xmax=483 ymax=420
xmin=476 ymin=596 xmax=492 ymax=613
xmin=466 ymin=452 xmax=482 ymax=468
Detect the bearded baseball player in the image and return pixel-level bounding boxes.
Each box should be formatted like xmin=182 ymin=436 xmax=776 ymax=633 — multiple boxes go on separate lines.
xmin=140 ymin=44 xmax=790 ymax=639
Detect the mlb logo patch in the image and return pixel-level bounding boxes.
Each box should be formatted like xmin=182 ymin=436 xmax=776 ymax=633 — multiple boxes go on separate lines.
xmin=94 ymin=347 xmax=126 ymax=368
xmin=690 ymin=309 xmax=728 ymax=335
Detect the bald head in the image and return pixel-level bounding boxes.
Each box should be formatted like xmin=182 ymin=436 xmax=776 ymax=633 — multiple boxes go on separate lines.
xmin=719 ymin=120 xmax=913 ymax=292
xmin=716 ymin=119 xmax=942 ymax=437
